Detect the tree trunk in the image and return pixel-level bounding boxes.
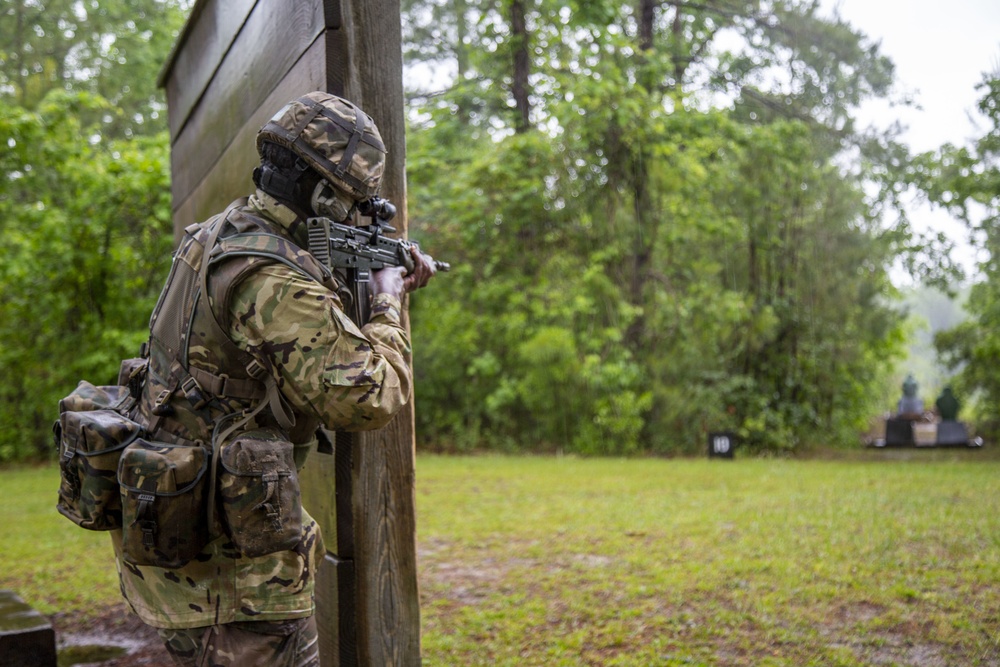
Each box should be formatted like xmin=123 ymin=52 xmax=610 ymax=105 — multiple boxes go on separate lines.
xmin=509 ymin=0 xmax=531 ymax=132
xmin=639 ymin=0 xmax=656 ymax=51
xmin=624 ymin=148 xmax=654 ymax=348
xmin=14 ymin=0 xmax=26 ymax=106
xmin=671 ymin=1 xmax=684 ymax=92
xmin=455 ymin=0 xmax=469 ymax=80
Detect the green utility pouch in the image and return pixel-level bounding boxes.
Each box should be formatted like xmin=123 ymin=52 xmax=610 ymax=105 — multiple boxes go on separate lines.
xmin=118 ymin=439 xmax=209 ymax=568
xmin=55 ymin=381 xmax=142 ymax=531
xmin=218 ymin=428 xmax=302 ymax=558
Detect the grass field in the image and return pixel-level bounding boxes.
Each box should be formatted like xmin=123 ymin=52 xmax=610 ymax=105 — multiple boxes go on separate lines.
xmin=3 ymin=450 xmax=999 ymax=666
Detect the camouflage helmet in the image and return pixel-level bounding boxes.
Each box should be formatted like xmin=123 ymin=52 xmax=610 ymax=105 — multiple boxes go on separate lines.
xmin=256 ymin=92 xmax=386 ymax=201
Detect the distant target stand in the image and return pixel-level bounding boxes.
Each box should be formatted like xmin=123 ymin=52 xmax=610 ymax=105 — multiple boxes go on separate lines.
xmin=708 ymin=432 xmax=737 ymax=459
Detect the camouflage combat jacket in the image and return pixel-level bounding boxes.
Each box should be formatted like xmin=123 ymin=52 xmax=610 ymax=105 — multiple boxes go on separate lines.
xmin=114 ymin=190 xmax=412 ymax=629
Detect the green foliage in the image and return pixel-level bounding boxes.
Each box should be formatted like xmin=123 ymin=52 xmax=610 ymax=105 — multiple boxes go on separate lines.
xmin=917 ymin=71 xmax=1000 ymax=441
xmin=0 ymin=0 xmax=189 ymax=137
xmin=0 ymin=0 xmax=968 ymax=459
xmin=0 ymin=0 xmax=183 ymax=462
xmin=406 ymin=0 xmax=913 ymax=454
xmin=408 ymin=122 xmax=653 ymax=453
xmin=0 ymin=91 xmax=172 ymax=461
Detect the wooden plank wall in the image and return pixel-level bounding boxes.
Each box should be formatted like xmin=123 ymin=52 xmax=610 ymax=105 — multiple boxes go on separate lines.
xmin=160 ymin=1 xmax=420 ymax=665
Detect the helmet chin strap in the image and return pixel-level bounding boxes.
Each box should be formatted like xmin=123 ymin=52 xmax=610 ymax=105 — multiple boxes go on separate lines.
xmin=310 ymin=180 xmax=354 ymax=222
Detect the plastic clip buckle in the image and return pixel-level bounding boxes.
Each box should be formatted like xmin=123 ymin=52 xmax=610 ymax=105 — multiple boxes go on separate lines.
xmin=152 ymin=388 xmax=173 ymax=416
xmin=246 ymin=359 xmax=267 ymax=380
xmin=181 ymin=376 xmax=209 ymax=410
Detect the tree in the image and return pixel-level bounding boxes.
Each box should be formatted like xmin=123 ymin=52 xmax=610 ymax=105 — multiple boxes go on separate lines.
xmin=0 ymin=92 xmax=173 ymax=461
xmin=917 ymin=70 xmax=1000 ymax=438
xmin=403 ymin=0 xmax=915 ymax=453
xmin=0 ymin=0 xmax=188 ymax=137
xmin=0 ymin=0 xmax=185 ymax=461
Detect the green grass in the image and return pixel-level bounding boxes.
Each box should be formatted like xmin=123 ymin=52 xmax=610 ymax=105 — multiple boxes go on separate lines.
xmin=413 ymin=452 xmax=1000 ymax=666
xmin=4 ymin=451 xmax=1000 ymax=665
xmin=0 ymin=465 xmax=121 ymax=616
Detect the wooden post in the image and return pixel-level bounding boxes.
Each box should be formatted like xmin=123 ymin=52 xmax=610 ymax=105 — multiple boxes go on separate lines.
xmin=158 ymin=1 xmax=420 ymax=664
xmin=346 ymin=3 xmax=420 ymax=660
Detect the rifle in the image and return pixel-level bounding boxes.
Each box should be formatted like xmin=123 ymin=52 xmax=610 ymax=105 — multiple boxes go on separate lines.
xmin=305 ymin=196 xmax=449 ymax=323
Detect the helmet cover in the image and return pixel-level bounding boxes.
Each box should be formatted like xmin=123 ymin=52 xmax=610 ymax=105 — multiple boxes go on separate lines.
xmin=257 ymin=92 xmax=387 ymax=201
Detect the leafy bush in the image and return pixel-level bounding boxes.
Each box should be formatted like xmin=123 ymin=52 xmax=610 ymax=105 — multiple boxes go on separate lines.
xmin=0 ymin=92 xmax=172 ymax=461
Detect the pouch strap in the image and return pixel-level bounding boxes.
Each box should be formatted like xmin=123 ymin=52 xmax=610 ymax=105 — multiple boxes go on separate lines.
xmin=263 ymin=373 xmax=295 ymax=432
xmin=188 ymin=366 xmax=265 ymax=401
xmin=180 ymin=376 xmax=208 ymax=410
xmin=257 ymin=471 xmax=283 ymax=531
xmin=57 ymin=422 xmax=80 ymax=492
xmin=205 ymin=396 xmax=275 ymax=535
xmin=138 ymin=498 xmax=156 ymax=547
xmin=197 ymin=198 xmax=257 ymax=380
xmin=135 ymin=489 xmax=157 ymax=548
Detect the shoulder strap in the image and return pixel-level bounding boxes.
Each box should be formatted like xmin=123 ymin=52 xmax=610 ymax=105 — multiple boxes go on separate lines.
xmin=195 ymin=200 xmax=295 ymax=432
xmin=206 ymin=229 xmax=338 ymax=334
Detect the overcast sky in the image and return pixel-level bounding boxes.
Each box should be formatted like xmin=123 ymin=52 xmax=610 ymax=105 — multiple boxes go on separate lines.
xmin=820 ymin=0 xmax=1000 ymax=279
xmin=821 ymin=0 xmax=1000 ymax=151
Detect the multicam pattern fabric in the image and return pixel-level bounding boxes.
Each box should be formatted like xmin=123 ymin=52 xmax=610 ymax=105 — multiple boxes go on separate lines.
xmin=218 ymin=428 xmax=302 ymax=558
xmin=55 ymin=384 xmax=143 ymax=531
xmin=227 ymin=267 xmax=410 ymax=432
xmin=227 ymin=195 xmax=412 ymax=432
xmin=256 ymin=92 xmax=386 ymax=201
xmin=158 ymin=616 xmax=319 ymax=667
xmin=116 ymin=190 xmax=412 ymax=629
xmin=118 ymin=440 xmax=210 ymax=569
xmin=112 ymin=516 xmax=322 ymax=629
xmin=59 ymin=380 xmax=132 ymax=413
xmin=139 ymin=201 xmax=259 ymax=446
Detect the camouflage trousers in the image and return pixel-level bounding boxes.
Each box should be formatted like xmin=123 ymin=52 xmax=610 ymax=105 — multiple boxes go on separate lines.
xmin=157 ymin=616 xmax=319 ymax=667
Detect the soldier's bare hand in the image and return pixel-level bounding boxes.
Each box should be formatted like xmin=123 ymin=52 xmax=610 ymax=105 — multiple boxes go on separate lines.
xmin=371 ymin=266 xmax=407 ymax=301
xmin=402 ymin=246 xmax=436 ymax=293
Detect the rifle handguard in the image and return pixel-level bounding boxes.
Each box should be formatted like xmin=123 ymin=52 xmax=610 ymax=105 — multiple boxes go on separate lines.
xmin=399 ymin=241 xmax=450 ymax=274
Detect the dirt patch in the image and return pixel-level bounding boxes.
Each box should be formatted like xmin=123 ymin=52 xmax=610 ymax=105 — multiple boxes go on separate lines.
xmin=51 ymin=604 xmax=173 ymax=667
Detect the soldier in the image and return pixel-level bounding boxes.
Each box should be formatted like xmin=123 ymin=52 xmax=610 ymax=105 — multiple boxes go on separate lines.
xmin=114 ymin=92 xmax=435 ymax=666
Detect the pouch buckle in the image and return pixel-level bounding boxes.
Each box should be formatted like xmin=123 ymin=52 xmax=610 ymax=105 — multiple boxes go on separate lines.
xmin=181 ymin=376 xmax=209 ymax=410
xmin=152 ymin=388 xmax=173 ymax=416
xmin=246 ymin=358 xmax=267 ymax=380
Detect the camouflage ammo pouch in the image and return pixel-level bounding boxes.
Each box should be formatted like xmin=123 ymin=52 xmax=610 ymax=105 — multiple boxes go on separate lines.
xmin=118 ymin=439 xmax=210 ymax=568
xmin=55 ymin=379 xmax=143 ymax=531
xmin=217 ymin=427 xmax=303 ymax=558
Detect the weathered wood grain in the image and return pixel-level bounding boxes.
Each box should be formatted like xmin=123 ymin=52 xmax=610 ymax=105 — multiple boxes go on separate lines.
xmin=313 ymin=554 xmax=340 ymax=667
xmin=169 ymin=0 xmax=326 ymax=210
xmin=352 ymin=416 xmax=420 ymax=664
xmin=300 ymin=451 xmax=338 ymax=556
xmin=170 ymin=37 xmax=328 ymax=232
xmin=160 ymin=0 xmax=259 ymax=138
xmin=336 ymin=1 xmax=421 ymax=663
